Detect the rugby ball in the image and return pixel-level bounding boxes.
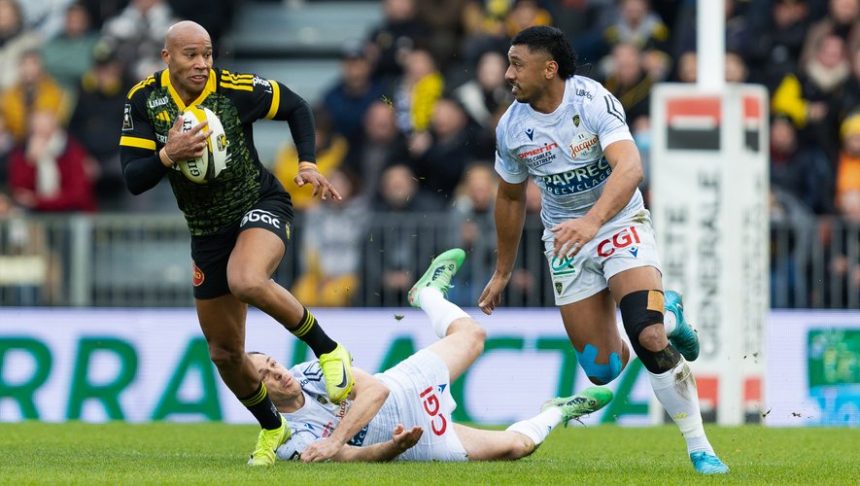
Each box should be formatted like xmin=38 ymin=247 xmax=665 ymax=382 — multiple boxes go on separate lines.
xmin=178 ymin=106 xmax=228 ymax=184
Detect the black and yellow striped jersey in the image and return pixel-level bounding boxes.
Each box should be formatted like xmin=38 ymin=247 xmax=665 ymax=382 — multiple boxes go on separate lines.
xmin=119 ymin=68 xmax=315 ymax=236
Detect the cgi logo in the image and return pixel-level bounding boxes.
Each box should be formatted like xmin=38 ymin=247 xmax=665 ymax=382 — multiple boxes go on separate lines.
xmin=419 ymin=386 xmax=448 ymax=436
xmin=241 ymin=209 xmax=282 ymax=229
xmin=597 ymin=226 xmax=641 ymax=257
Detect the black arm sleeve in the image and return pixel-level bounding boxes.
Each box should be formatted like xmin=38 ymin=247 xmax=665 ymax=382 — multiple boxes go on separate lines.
xmin=121 ymin=150 xmax=169 ymax=195
xmin=279 ymin=85 xmax=316 ymax=163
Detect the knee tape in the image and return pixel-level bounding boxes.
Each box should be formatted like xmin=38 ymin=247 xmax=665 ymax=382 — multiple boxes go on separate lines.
xmin=620 ymin=290 xmax=680 ymax=373
xmin=575 ymin=343 xmax=622 ymax=385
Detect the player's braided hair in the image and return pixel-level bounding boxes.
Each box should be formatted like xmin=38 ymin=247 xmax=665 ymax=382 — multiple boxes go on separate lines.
xmin=511 ymin=26 xmax=578 ymax=79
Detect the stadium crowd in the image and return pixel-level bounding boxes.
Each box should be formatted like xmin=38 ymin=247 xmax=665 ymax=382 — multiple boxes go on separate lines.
xmin=1 ymin=0 xmax=860 ymax=307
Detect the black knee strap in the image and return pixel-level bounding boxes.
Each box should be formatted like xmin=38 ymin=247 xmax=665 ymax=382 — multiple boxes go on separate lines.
xmin=619 ymin=290 xmax=680 ymax=373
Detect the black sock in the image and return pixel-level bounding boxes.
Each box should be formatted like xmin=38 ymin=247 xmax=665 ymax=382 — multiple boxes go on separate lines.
xmin=289 ymin=307 xmax=337 ymax=356
xmin=239 ymin=382 xmax=282 ymax=430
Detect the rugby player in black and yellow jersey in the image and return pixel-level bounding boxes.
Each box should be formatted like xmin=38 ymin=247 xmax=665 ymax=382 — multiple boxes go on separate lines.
xmin=119 ymin=21 xmax=354 ymax=467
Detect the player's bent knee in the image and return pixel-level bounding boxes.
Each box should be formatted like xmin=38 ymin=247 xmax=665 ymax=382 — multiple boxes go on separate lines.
xmin=619 ymin=290 xmax=680 ymax=373
xmin=637 ymin=323 xmax=667 ymax=350
xmin=208 ymin=344 xmax=245 ymax=369
xmin=227 ymin=272 xmax=268 ymax=303
xmin=575 ymin=343 xmax=623 ymax=385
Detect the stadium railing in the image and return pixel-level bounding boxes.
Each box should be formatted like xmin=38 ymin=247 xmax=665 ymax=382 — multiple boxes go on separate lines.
xmin=0 ymin=213 xmax=857 ymax=308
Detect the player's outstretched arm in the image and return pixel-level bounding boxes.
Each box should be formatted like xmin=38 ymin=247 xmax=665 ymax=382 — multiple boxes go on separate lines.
xmin=330 ymin=424 xmax=423 ymax=462
xmin=479 ymin=179 xmax=527 ymax=315
xmin=300 ymin=369 xmax=390 ymax=463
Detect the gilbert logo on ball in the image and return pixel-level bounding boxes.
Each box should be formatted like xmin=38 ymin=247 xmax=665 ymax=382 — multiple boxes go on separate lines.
xmin=178 ymin=106 xmax=228 ymax=184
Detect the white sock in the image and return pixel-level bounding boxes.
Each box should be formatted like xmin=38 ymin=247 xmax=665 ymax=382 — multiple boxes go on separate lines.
xmin=648 ymin=359 xmax=714 ymax=455
xmin=418 ymin=287 xmax=470 ymax=338
xmin=506 ymin=406 xmax=563 ymax=446
xmin=664 ymin=310 xmax=677 ymax=336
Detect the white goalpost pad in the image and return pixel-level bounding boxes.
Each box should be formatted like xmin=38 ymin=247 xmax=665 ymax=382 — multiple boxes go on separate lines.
xmin=650 ymin=83 xmax=769 ymax=425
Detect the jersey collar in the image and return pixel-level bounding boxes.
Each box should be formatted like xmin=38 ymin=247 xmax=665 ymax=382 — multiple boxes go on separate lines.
xmin=161 ymin=68 xmax=217 ymax=110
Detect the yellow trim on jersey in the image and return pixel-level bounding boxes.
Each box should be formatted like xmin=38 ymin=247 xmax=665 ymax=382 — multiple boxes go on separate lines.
xmin=221 ymin=71 xmax=254 ymax=83
xmin=161 ymin=68 xmax=217 ymax=111
xmin=219 ymin=82 xmax=253 ymax=92
xmin=265 ymin=80 xmax=280 ymax=120
xmin=127 ymin=75 xmax=155 ymax=99
xmin=120 ymin=136 xmax=157 ymax=151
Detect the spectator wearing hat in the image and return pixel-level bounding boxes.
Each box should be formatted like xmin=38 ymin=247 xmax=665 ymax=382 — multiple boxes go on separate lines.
xmin=322 ymin=41 xmax=386 ymax=148
xmin=835 ymin=114 xmax=860 ymax=213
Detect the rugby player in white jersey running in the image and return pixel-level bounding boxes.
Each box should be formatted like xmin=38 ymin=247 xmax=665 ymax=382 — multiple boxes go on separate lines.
xmin=477 ymin=26 xmax=728 ymax=474
xmin=248 ymin=249 xmax=612 ymax=463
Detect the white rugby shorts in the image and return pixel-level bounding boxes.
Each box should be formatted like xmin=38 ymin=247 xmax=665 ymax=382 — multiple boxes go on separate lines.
xmin=543 ymin=208 xmax=663 ymax=306
xmin=375 ymin=349 xmax=468 ymax=462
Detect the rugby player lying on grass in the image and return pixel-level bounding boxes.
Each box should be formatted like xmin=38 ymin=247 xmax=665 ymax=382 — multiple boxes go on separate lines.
xmin=248 ymin=249 xmax=612 ymax=462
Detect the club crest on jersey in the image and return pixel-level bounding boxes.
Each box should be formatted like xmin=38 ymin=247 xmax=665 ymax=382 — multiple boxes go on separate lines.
xmin=555 ymin=282 xmax=563 ymax=294
xmin=573 ymin=114 xmax=580 ymax=127
xmin=525 ymin=128 xmax=534 ymax=141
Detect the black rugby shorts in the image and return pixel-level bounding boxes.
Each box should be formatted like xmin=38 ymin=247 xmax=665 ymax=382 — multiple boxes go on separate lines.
xmin=189 ymin=192 xmax=293 ymax=299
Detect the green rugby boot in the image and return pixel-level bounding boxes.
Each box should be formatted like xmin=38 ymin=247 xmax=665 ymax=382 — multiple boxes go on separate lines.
xmin=408 ymin=248 xmax=466 ymax=308
xmin=543 ymin=386 xmax=614 ymax=424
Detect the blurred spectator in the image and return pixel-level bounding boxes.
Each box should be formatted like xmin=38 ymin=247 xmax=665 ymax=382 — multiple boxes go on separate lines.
xmin=414 ymin=0 xmax=468 ymax=69
xmin=1 ymin=49 xmax=69 ymax=144
xmin=745 ymin=0 xmax=813 ymax=92
xmin=674 ymin=50 xmax=697 ymax=83
xmin=273 ymin=106 xmax=348 ymax=212
xmin=453 ymin=49 xmax=512 ymax=157
xmin=367 ymin=164 xmax=440 ymax=304
xmin=78 ymin=0 xmax=126 ymax=29
xmin=41 ymin=3 xmax=98 ymax=93
xmin=322 ymin=41 xmax=386 ymax=147
xmin=602 ymin=42 xmax=653 ymax=125
xmin=343 ymin=100 xmax=408 ymax=199
xmin=0 ymin=0 xmax=42 ymax=90
xmin=447 ymin=163 xmax=496 ymax=305
xmin=835 ymin=113 xmax=860 ymax=213
xmin=169 ymin=0 xmax=235 ymax=48
xmin=835 ymin=47 xmax=860 ymax=124
xmin=505 ymin=0 xmax=553 ymax=38
xmin=372 ymin=163 xmax=440 ymax=212
xmin=672 ymin=0 xmax=751 ymax=60
xmin=366 ymin=0 xmax=432 ymax=83
xmin=459 ymin=0 xmax=509 ymax=70
xmin=800 ymin=0 xmax=860 ymax=66
xmin=407 ymin=97 xmax=474 ymax=204
xmin=770 ymin=115 xmax=835 ymax=214
xmin=7 ymin=111 xmax=97 ymax=212
xmin=101 ymin=0 xmax=176 ymax=81
xmin=602 ymin=0 xmax=670 ymax=70
xmin=292 ymin=169 xmax=368 ymax=307
xmin=725 ymin=50 xmax=750 ymax=83
xmin=773 ymin=33 xmax=850 ymax=159
xmin=393 ymin=47 xmax=444 ymax=136
xmin=827 ymin=114 xmax=860 ymax=304
xmin=68 ymin=42 xmax=129 ymax=210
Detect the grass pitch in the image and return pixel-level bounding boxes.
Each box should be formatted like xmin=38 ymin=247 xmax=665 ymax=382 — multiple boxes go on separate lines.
xmin=1 ymin=422 xmax=857 ymax=485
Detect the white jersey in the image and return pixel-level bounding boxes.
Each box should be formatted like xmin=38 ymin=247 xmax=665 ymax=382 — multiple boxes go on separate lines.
xmin=494 ymin=76 xmax=643 ymax=229
xmin=276 ymin=352 xmax=466 ymax=462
